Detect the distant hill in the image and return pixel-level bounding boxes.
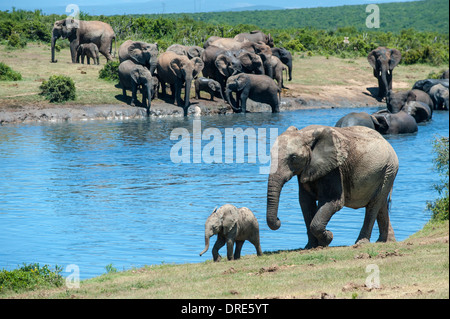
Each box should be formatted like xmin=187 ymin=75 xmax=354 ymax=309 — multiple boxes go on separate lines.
xmin=158 ymin=0 xmax=449 ymax=34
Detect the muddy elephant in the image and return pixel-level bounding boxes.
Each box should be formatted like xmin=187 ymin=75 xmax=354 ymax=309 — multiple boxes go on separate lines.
xmin=372 ymin=109 xmax=418 ymax=134
xmin=403 ymin=101 xmax=432 ymax=122
xmin=118 ymin=40 xmax=159 ymax=76
xmin=118 ymin=60 xmax=155 ymax=115
xmin=194 ymin=77 xmax=224 ymax=101
xmin=51 ymin=19 xmax=115 ymax=63
xmin=225 ymin=73 xmax=280 ymax=113
xmin=367 ymin=47 xmax=402 ymax=98
xmin=267 ymin=125 xmax=399 ymax=248
xmin=271 ymin=47 xmax=293 ymax=82
xmin=335 ymin=111 xmax=381 ymax=130
xmin=76 ymin=43 xmax=99 ymax=65
xmin=157 ymin=51 xmax=204 ymax=116
xmin=387 ymin=89 xmax=433 ymax=113
xmin=199 ymin=205 xmax=263 ymax=261
xmin=234 ymin=30 xmax=274 ymax=47
xmin=167 ymin=44 xmax=204 ymax=60
xmin=428 ymin=84 xmax=449 ymax=110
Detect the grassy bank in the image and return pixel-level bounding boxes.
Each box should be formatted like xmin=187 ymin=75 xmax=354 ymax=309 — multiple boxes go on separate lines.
xmin=2 ymin=220 xmax=448 ymax=299
xmin=1 ymin=43 xmax=448 ymax=110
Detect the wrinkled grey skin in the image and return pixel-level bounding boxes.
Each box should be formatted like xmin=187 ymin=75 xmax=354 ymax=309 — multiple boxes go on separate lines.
xmin=194 ymin=77 xmax=224 ymax=101
xmin=367 ymin=47 xmax=402 ymax=98
xmin=51 ymin=19 xmax=115 ymax=63
xmin=199 ymin=204 xmax=263 ymax=261
xmin=167 ymin=44 xmax=204 ymax=60
xmin=412 ymin=78 xmax=449 ymax=93
xmin=403 ymin=101 xmax=432 ymax=123
xmin=118 ymin=60 xmax=155 ymax=115
xmin=387 ymin=89 xmax=434 ymax=113
xmin=335 ymin=111 xmax=381 ymax=130
xmin=157 ymin=51 xmax=204 ymax=116
xmin=225 ymin=73 xmax=280 ymax=113
xmin=76 ymin=43 xmax=100 ymax=65
xmin=372 ymin=109 xmax=418 ymax=134
xmin=234 ymin=30 xmax=274 ymax=47
xmin=119 ymin=40 xmax=159 ymax=76
xmin=271 ymin=47 xmax=293 ymax=82
xmin=266 ymin=125 xmax=398 ymax=248
xmin=428 ymin=83 xmax=449 ymax=110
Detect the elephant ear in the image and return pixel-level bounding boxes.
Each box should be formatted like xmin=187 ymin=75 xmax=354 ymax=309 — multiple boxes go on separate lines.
xmin=192 ymin=57 xmax=204 ymax=77
xmin=372 ymin=113 xmax=390 ymax=134
xmin=222 ymin=207 xmax=238 ymax=236
xmin=187 ymin=46 xmax=203 ymax=59
xmin=236 ymin=74 xmax=250 ymax=91
xmin=367 ymin=49 xmax=378 ymax=69
xmin=238 ymin=52 xmax=254 ymax=70
xmin=389 ymin=49 xmax=402 ymax=70
xmin=128 ymin=42 xmax=146 ymax=65
xmin=215 ymin=54 xmax=232 ymax=77
xmin=170 ymin=57 xmax=184 ymax=79
xmin=300 ymin=127 xmax=349 ymax=183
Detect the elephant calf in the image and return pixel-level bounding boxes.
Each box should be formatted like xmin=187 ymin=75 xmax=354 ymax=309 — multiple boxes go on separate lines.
xmin=199 ymin=204 xmax=263 ymax=261
xmin=76 ymin=43 xmax=100 ymax=65
xmin=118 ymin=60 xmax=155 ymax=115
xmin=194 ymin=77 xmax=224 ymax=101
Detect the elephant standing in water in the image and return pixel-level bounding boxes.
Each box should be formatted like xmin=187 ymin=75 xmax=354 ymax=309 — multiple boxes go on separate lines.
xmin=367 ymin=47 xmax=401 ymax=98
xmin=51 ymin=19 xmax=115 ymax=63
xmin=266 ymin=125 xmax=399 ymax=249
xmin=199 ymin=205 xmax=263 ymax=261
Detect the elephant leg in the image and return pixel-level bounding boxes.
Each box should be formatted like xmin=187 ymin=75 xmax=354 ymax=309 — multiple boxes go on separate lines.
xmin=375 ymin=197 xmax=396 ymax=242
xmin=226 ymin=238 xmax=235 ymax=261
xmin=86 ymin=56 xmax=90 ymax=65
xmin=212 ymin=236 xmax=226 ymax=262
xmin=239 ymin=94 xmax=248 ymax=113
xmin=298 ymin=180 xmax=319 ymax=249
xmin=356 ymin=202 xmax=381 ymax=244
xmin=130 ymin=84 xmax=138 ymax=106
xmin=70 ymin=40 xmax=79 ymax=63
xmin=234 ymin=240 xmax=245 ymax=260
xmin=248 ymin=236 xmax=263 ymax=256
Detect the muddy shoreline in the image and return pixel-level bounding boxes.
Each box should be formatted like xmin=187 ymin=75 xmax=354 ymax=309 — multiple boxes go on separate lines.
xmin=0 ymin=95 xmax=384 ymax=125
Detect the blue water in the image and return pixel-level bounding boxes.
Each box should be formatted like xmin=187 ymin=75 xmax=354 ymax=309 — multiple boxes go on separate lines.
xmin=0 ymin=107 xmax=448 ymax=279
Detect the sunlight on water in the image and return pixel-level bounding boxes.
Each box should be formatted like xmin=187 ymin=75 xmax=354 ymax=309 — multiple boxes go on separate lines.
xmin=0 ymin=108 xmax=448 ymax=279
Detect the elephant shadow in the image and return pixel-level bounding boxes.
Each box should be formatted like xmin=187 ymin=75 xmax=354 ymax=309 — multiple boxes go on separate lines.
xmin=364 ymin=87 xmax=385 ymax=102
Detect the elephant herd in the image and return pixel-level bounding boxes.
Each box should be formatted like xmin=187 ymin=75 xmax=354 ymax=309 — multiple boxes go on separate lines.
xmin=114 ymin=30 xmax=292 ymax=116
xmin=337 ymin=46 xmax=449 ymax=135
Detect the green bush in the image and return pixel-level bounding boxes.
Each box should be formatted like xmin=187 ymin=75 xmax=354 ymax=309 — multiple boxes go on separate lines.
xmin=7 ymin=32 xmax=27 ymax=48
xmin=99 ymin=60 xmax=120 ymax=82
xmin=0 ymin=62 xmax=22 ymax=81
xmin=0 ymin=263 xmax=64 ymax=293
xmin=427 ymin=137 xmax=449 ymax=222
xmin=40 ymin=75 xmax=76 ymax=103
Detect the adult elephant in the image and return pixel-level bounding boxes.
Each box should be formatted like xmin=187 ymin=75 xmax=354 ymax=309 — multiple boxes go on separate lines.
xmin=372 ymin=109 xmax=418 ymax=134
xmin=412 ymin=78 xmax=449 ymax=93
xmin=387 ymin=89 xmax=433 ymax=113
xmin=234 ymin=30 xmax=274 ymax=47
xmin=428 ymin=83 xmax=449 ymax=110
xmin=271 ymin=47 xmax=293 ymax=82
xmin=118 ymin=40 xmax=159 ymax=76
xmin=367 ymin=47 xmax=402 ymax=98
xmin=167 ymin=44 xmax=204 ymax=60
xmin=225 ymin=73 xmax=280 ymax=113
xmin=403 ymin=101 xmax=433 ymax=122
xmin=266 ymin=125 xmax=398 ymax=248
xmin=51 ymin=18 xmax=115 ymax=63
xmin=335 ymin=111 xmax=381 ymax=130
xmin=157 ymin=51 xmax=204 ymax=116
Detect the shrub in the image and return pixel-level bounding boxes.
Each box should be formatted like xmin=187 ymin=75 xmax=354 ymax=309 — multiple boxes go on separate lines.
xmin=0 ymin=263 xmax=64 ymax=294
xmin=40 ymin=75 xmax=76 ymax=103
xmin=7 ymin=32 xmax=27 ymax=49
xmin=99 ymin=60 xmax=120 ymax=82
xmin=427 ymin=136 xmax=449 ymax=222
xmin=0 ymin=62 xmax=22 ymax=81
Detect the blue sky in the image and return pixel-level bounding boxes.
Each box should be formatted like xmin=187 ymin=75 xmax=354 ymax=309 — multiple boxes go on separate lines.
xmin=0 ymin=0 xmax=419 ymax=14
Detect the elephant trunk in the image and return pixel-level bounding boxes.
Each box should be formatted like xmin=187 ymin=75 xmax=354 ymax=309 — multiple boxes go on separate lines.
xmin=145 ymin=83 xmax=152 ymax=116
xmin=286 ymin=60 xmax=293 ymax=81
xmin=225 ymin=87 xmax=241 ymax=112
xmin=379 ymin=66 xmax=389 ymax=98
xmin=266 ymin=172 xmax=289 ymax=231
xmin=199 ymin=229 xmax=213 ymax=256
xmin=51 ymin=31 xmax=59 ymax=63
xmin=149 ymin=60 xmax=157 ymax=77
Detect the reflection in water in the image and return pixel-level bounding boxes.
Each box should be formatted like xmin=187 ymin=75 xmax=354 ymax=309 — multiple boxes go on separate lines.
xmin=0 ymin=108 xmax=448 ymax=279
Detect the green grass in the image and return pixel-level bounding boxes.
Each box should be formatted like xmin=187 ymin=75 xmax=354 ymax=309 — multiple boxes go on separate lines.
xmin=2 ymin=221 xmax=447 ymax=299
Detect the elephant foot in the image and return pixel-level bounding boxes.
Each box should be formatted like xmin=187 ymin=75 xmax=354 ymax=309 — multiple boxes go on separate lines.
xmin=213 ymin=255 xmax=222 ymax=262
xmin=317 ymin=230 xmax=333 ymax=247
xmin=355 ymin=238 xmax=370 ymax=245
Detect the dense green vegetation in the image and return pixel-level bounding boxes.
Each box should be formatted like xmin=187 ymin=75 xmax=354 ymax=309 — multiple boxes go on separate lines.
xmin=0 ymin=0 xmax=448 ymax=65
xmin=427 ymin=137 xmax=449 ymax=222
xmin=0 ymin=62 xmax=22 ymax=81
xmin=39 ymin=75 xmax=76 ymax=103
